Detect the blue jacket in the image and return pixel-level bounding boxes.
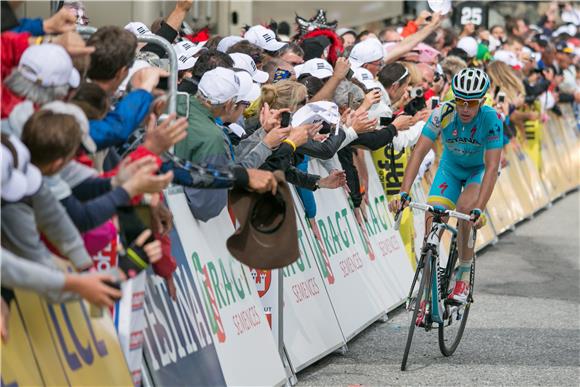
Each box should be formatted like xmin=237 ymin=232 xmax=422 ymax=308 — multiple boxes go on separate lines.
xmin=89 ymin=89 xmax=153 ymax=150
xmin=11 ymin=18 xmax=44 ymax=36
xmin=295 ymin=156 xmax=317 ymax=218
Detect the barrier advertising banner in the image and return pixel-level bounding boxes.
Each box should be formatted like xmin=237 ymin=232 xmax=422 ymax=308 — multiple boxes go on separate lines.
xmin=142 ymin=228 xmax=225 ymax=387
xmin=306 ymin=160 xmax=391 ymax=339
xmin=167 ymin=190 xmax=287 ymax=386
xmin=1 ymin=301 xmax=45 ymax=386
xmin=115 ymin=272 xmax=147 ymax=385
xmin=284 ymin=189 xmax=347 ymax=371
xmin=361 ymin=153 xmax=417 ymax=308
xmin=90 ymin=234 xmax=146 ymax=386
xmin=15 ymin=287 xmax=133 ymax=386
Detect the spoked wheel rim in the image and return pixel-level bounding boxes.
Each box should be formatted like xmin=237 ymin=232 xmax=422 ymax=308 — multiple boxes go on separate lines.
xmin=438 ymin=301 xmax=471 ymax=356
xmin=401 ymin=252 xmax=431 ymax=371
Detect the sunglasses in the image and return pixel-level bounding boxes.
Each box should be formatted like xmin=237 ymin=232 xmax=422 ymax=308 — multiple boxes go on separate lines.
xmin=455 ymin=98 xmax=482 ymax=108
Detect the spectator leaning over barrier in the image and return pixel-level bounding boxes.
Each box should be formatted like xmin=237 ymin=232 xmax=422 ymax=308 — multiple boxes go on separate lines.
xmin=20 ymin=107 xmax=164 ymax=270
xmin=0 ymin=132 xmax=93 ymax=276
xmin=174 ymin=67 xmax=278 ymax=221
xmin=86 ymin=26 xmax=164 ymax=151
xmin=554 ymin=41 xmax=580 ymax=103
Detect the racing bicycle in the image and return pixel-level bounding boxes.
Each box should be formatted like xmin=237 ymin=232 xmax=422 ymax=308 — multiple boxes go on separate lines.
xmin=395 ymin=202 xmax=477 ymax=371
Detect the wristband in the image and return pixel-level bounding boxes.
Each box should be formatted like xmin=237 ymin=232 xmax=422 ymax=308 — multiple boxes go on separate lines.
xmin=400 ymin=191 xmax=411 ymax=203
xmin=118 ymin=241 xmax=152 ymax=278
xmin=34 ymin=36 xmax=43 ymax=45
xmin=282 ymin=139 xmax=297 ymax=152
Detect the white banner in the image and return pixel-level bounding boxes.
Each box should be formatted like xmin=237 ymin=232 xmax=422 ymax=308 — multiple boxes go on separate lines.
xmin=92 ymin=238 xmax=146 ymax=386
xmin=305 ymin=160 xmax=390 ymax=339
xmin=166 ymin=190 xmax=287 ymax=387
xmin=282 ymin=189 xmax=346 ymax=371
xmin=116 ymin=273 xmax=147 ymax=386
xmin=359 ymin=152 xmax=415 ymax=309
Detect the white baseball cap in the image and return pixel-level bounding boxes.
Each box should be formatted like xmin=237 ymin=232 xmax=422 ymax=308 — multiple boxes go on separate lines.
xmin=118 ymin=60 xmax=152 ymax=92
xmin=124 ymin=22 xmax=152 ymax=37
xmin=349 ymin=38 xmax=384 ymax=68
xmin=218 ymin=35 xmax=244 ymax=53
xmin=291 ymin=101 xmax=340 ymax=135
xmin=176 ymin=53 xmax=198 ymax=71
xmin=353 ymin=67 xmax=381 ymax=90
xmin=553 ymin=24 xmax=578 ymax=38
xmin=493 ymin=50 xmax=522 ymax=68
xmin=244 ymin=25 xmax=287 ymax=52
xmin=18 ymin=44 xmax=80 ymax=88
xmin=229 ymin=53 xmax=269 ymax=83
xmin=198 ymin=67 xmax=240 ymax=104
xmin=173 ymin=40 xmax=203 ymax=71
xmin=299 ymin=58 xmax=334 ymax=79
xmin=427 ymin=0 xmax=451 ymax=15
xmin=235 ymin=71 xmax=261 ymax=103
xmin=1 ymin=136 xmax=42 ymax=201
xmin=174 ymin=40 xmax=203 ymax=58
xmin=457 ymin=36 xmax=478 ymax=58
xmin=41 ymin=101 xmax=96 ymax=154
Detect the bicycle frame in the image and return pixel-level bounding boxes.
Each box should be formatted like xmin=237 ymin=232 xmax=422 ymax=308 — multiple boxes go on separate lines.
xmin=396 ymin=202 xmax=474 ymax=326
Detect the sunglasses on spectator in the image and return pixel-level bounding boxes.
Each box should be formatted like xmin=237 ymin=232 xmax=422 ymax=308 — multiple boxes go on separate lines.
xmin=455 ymin=98 xmax=482 ymax=108
xmin=273 ymin=68 xmax=292 ymax=83
xmin=237 ymin=101 xmax=251 ymax=108
xmin=368 ymin=59 xmax=385 ymax=67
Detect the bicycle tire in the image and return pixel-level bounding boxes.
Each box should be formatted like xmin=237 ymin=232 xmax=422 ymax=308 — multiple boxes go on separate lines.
xmin=401 ymin=250 xmax=431 ymax=371
xmin=438 ymin=262 xmax=474 ymax=356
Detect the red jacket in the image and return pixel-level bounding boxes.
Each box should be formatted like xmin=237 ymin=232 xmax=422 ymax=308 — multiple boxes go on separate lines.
xmin=1 ymin=32 xmax=30 ymax=118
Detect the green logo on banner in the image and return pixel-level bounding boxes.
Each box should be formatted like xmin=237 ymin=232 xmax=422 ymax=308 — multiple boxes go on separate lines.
xmin=191 ymin=252 xmax=254 ymax=343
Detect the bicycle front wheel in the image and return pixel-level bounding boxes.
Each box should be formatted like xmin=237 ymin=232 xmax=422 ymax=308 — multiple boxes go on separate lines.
xmin=438 ymin=264 xmax=474 ymax=356
xmin=401 ymin=251 xmax=431 ymax=371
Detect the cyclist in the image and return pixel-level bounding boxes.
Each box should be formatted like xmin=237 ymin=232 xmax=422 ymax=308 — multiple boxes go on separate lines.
xmin=389 ymin=67 xmax=503 ymax=303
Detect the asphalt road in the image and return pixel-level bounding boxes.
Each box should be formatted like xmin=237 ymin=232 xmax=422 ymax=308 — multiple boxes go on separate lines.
xmin=297 ymin=190 xmax=580 ymax=386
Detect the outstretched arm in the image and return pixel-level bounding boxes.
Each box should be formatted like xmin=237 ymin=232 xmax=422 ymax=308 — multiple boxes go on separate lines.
xmin=384 ymin=12 xmax=442 ymax=64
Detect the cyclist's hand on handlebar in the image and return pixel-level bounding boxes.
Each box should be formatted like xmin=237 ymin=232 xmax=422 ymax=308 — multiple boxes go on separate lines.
xmin=388 ymin=192 xmax=411 ymax=214
xmin=470 ymin=208 xmax=486 ymax=229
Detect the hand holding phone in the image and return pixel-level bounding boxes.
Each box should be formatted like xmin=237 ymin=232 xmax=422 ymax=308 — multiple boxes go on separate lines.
xmin=497 ymin=92 xmax=506 ymax=104
xmin=280 ymin=111 xmax=291 ymax=128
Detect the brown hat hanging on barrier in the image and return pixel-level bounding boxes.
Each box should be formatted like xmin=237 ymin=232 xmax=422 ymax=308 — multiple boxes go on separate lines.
xmin=227 ymin=171 xmax=299 ymax=269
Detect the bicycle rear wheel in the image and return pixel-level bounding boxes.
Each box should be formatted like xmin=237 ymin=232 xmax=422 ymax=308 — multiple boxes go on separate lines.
xmin=401 ymin=251 xmax=431 ymax=371
xmin=438 ymin=262 xmax=474 ymax=356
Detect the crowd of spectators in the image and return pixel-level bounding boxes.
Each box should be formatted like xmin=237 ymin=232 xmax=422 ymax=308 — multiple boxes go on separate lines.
xmin=1 ymin=0 xmax=579 ymax=349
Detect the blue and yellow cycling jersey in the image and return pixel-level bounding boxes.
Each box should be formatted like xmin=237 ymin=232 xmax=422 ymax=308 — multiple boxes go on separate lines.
xmin=422 ymin=101 xmax=504 ymax=171
xmin=421 ymin=102 xmax=504 ymax=208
